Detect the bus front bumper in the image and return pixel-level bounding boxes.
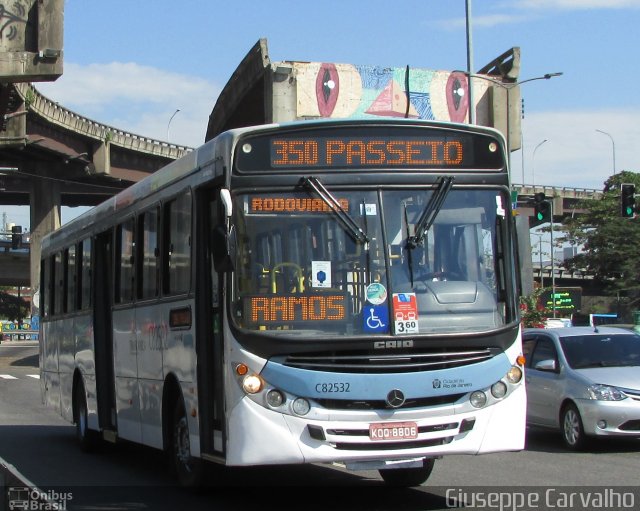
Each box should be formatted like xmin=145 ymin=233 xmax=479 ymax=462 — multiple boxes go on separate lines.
xmin=225 ymin=384 xmax=526 ymax=467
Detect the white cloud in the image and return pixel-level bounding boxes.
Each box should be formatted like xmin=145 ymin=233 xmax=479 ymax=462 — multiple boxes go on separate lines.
xmin=36 ymin=62 xmax=221 ymax=147
xmin=438 ymin=13 xmax=529 ymax=30
xmin=512 ymin=108 xmax=640 ymax=190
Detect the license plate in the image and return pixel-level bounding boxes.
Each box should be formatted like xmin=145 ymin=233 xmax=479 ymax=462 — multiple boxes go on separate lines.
xmin=369 ymin=421 xmax=418 ymax=441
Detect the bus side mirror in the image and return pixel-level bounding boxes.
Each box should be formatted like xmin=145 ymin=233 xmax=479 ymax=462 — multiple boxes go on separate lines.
xmin=213 ymin=224 xmax=236 ymax=272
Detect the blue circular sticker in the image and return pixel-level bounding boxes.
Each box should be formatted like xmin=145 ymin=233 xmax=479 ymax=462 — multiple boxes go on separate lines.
xmin=366 ymin=283 xmax=387 ymax=305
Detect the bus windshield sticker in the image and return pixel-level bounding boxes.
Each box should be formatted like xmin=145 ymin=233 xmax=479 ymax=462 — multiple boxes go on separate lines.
xmin=360 ymin=203 xmax=377 ymax=216
xmin=363 ymin=304 xmax=389 ymax=334
xmin=366 ymin=283 xmax=387 ymax=305
xmin=312 ymin=261 xmax=332 ymax=288
xmin=495 ymin=195 xmax=506 ymax=217
xmin=392 ymin=293 xmax=419 ymax=334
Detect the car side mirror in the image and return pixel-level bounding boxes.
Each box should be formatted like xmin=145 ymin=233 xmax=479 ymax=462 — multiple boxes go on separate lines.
xmin=534 ymin=359 xmax=557 ymax=372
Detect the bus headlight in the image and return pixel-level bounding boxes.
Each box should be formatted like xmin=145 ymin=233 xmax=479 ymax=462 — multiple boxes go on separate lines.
xmin=470 ymin=391 xmax=487 ymax=408
xmin=266 ymin=389 xmax=285 ymax=407
xmin=292 ymin=398 xmax=310 ymax=416
xmin=491 ymin=381 xmax=508 ymax=399
xmin=242 ymin=374 xmax=264 ymax=394
xmin=506 ymin=365 xmax=523 ymax=384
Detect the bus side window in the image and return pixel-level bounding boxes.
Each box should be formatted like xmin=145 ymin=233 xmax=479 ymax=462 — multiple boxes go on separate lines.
xmin=65 ymin=244 xmax=77 ymax=313
xmin=79 ymin=238 xmax=92 ymax=310
xmin=41 ymin=256 xmax=53 ymax=318
xmin=164 ymin=190 xmax=192 ymax=295
xmin=54 ymin=251 xmax=64 ymax=316
xmin=115 ymin=218 xmax=136 ymax=304
xmin=139 ymin=207 xmax=160 ymax=299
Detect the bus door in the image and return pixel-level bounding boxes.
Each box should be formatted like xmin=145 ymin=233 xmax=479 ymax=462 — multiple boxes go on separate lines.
xmin=93 ymin=229 xmax=117 ymax=432
xmin=195 ymin=187 xmax=225 ymax=458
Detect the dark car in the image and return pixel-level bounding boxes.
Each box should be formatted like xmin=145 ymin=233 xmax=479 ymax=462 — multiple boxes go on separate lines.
xmin=523 ymin=326 xmax=640 ymax=450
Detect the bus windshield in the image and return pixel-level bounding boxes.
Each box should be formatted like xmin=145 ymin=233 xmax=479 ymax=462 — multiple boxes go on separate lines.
xmin=231 ymin=187 xmax=511 ymax=337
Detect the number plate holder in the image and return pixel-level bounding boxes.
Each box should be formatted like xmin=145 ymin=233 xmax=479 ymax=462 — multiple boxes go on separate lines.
xmin=369 ymin=421 xmax=418 ymax=441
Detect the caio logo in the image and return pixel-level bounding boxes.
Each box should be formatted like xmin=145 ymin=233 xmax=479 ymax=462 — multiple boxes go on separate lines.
xmin=432 ymin=379 xmax=442 ymax=389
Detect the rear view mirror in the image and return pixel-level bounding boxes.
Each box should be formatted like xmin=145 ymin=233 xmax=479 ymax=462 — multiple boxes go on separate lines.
xmin=534 ymin=359 xmax=557 ymax=372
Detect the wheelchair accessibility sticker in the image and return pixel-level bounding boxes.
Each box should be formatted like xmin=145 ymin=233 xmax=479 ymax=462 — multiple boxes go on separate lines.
xmin=363 ymin=305 xmax=389 ymax=333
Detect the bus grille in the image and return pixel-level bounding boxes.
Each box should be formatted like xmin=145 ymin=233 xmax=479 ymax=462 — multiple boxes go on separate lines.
xmin=316 ymin=394 xmax=465 ymax=411
xmin=282 ymin=347 xmax=498 ymax=374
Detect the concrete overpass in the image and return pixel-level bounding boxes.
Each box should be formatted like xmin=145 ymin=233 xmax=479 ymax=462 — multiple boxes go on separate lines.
xmin=0 ymin=82 xmax=191 ymax=293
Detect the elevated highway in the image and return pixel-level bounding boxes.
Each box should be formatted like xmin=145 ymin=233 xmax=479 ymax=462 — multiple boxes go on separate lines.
xmin=0 ymin=82 xmax=192 ymax=292
xmin=512 ymin=184 xmax=601 ymax=220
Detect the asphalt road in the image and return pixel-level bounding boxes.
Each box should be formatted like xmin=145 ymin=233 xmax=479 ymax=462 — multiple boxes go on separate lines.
xmin=1 ymin=342 xmax=639 ymax=511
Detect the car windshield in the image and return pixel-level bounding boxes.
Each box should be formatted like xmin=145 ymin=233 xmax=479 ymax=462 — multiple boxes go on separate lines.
xmin=560 ymin=333 xmax=640 ymax=369
xmin=230 ymin=188 xmax=513 ymax=337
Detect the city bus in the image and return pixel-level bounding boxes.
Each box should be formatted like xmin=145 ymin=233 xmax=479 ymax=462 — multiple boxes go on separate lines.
xmin=39 ymin=119 xmax=525 ymax=487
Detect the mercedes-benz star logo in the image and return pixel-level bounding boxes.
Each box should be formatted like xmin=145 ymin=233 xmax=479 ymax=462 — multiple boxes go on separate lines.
xmin=386 ymin=389 xmax=405 ymax=408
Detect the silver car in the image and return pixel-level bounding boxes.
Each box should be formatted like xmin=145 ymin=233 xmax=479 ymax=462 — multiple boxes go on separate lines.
xmin=523 ymin=326 xmax=640 ymax=450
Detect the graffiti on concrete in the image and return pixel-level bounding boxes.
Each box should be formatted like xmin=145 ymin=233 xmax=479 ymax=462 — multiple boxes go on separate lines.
xmin=296 ymin=62 xmax=483 ymax=124
xmin=0 ymin=2 xmax=27 ymax=41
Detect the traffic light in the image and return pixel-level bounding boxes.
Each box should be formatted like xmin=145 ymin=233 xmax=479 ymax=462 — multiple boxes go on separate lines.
xmin=11 ymin=225 xmax=22 ymax=249
xmin=620 ymin=183 xmax=635 ymax=218
xmin=533 ymin=193 xmax=552 ymax=224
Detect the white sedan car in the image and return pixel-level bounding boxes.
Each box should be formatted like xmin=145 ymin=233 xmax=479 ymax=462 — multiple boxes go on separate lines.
xmin=523 ymin=326 xmax=640 ymax=450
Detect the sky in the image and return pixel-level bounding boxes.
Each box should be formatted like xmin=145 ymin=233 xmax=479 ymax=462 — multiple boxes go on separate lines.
xmin=4 ymin=0 xmax=640 ymax=229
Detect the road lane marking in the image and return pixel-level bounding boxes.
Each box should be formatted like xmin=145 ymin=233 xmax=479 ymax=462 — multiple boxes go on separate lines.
xmin=0 ymin=374 xmax=18 ymax=379
xmin=27 ymin=374 xmax=40 ymax=379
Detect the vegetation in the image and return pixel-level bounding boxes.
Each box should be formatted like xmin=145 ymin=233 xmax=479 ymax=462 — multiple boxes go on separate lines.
xmin=520 ymin=288 xmax=551 ymax=328
xmin=560 ymin=170 xmax=640 ymax=317
xmin=0 ymin=289 xmax=30 ymax=321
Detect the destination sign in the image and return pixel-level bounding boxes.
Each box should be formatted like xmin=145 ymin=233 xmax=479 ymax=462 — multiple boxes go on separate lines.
xmin=235 ymin=126 xmax=504 ymax=172
xmin=272 ymin=138 xmax=464 ymax=168
xmin=250 ymin=197 xmax=350 ymax=213
xmin=245 ymin=293 xmax=347 ymax=325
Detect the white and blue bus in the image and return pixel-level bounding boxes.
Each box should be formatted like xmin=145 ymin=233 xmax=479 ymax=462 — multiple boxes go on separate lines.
xmin=40 ymin=119 xmax=525 ymax=487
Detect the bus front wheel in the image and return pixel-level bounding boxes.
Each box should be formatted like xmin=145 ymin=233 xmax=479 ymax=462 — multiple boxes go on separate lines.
xmin=379 ymin=458 xmax=435 ymax=487
xmin=74 ymin=380 xmax=98 ymax=452
xmin=171 ymin=397 xmax=205 ymax=487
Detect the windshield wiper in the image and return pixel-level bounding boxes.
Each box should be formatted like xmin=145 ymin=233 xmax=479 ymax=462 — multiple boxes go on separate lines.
xmin=406 ymin=176 xmax=454 ymax=249
xmin=301 ymin=176 xmax=369 ymax=244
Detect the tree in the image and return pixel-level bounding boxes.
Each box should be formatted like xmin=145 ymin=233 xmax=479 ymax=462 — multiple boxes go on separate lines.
xmin=561 ymin=171 xmax=640 ymax=311
xmin=0 ymin=290 xmax=30 ymax=321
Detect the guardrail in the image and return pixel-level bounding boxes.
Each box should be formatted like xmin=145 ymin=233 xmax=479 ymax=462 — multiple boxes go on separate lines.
xmin=512 ymin=184 xmax=602 ymax=200
xmin=15 ymin=83 xmax=193 ymax=160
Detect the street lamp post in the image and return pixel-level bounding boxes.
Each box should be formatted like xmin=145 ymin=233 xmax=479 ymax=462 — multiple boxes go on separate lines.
xmin=465 ymin=0 xmax=475 ymax=124
xmin=167 ymin=109 xmax=181 ymax=142
xmin=595 ymin=129 xmax=616 ymax=175
xmin=532 ymin=139 xmax=548 ymax=189
xmin=453 ymin=72 xmax=562 ymax=176
xmin=550 ymin=199 xmax=556 ymax=317
xmin=532 ymin=232 xmax=545 ymax=289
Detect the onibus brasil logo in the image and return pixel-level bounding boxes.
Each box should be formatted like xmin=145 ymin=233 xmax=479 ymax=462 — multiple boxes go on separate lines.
xmin=7 ymin=487 xmax=73 ymax=511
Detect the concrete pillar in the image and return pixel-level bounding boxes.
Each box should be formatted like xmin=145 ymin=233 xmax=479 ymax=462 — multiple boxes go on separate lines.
xmin=93 ymin=140 xmax=111 ymax=175
xmin=29 ymin=179 xmax=61 ymax=316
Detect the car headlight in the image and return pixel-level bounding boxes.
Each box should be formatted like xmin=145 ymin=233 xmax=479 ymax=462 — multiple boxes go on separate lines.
xmin=587 ymin=384 xmax=627 ymax=401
